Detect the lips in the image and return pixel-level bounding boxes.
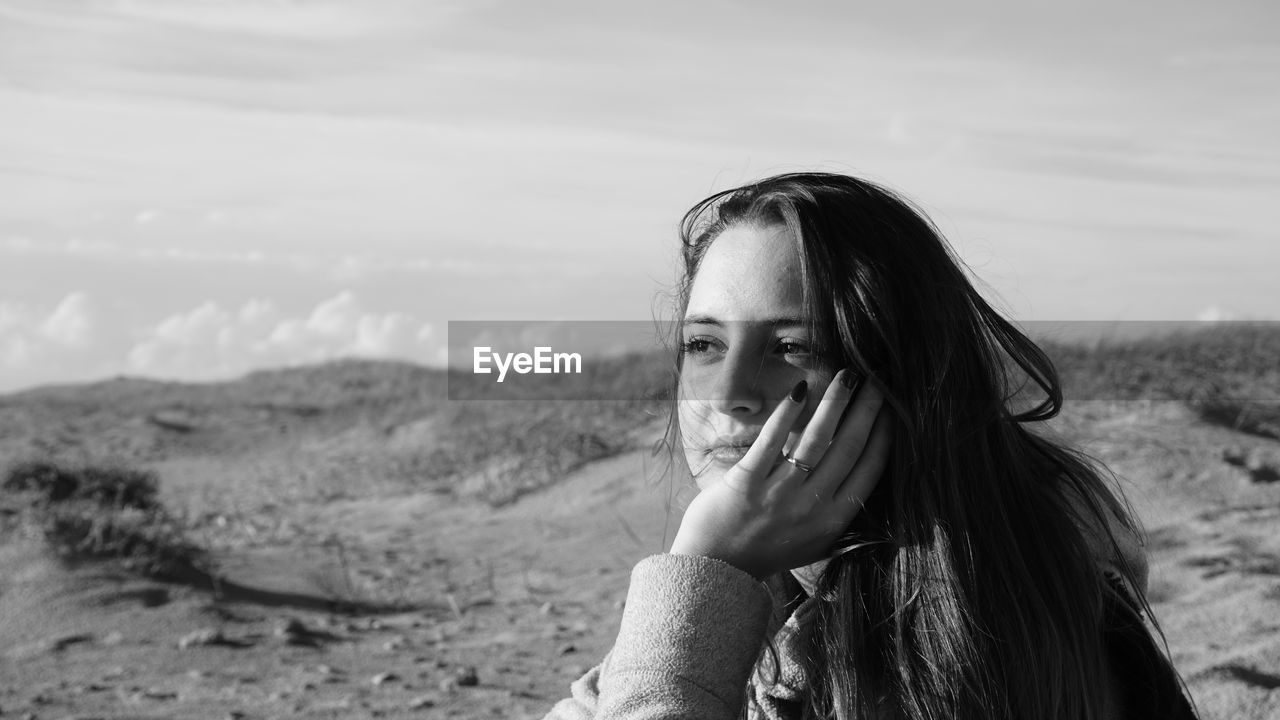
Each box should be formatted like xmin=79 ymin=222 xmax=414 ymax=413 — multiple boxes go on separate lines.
xmin=702 ymin=435 xmax=759 ymax=464
xmin=707 ymin=444 xmax=752 ymax=464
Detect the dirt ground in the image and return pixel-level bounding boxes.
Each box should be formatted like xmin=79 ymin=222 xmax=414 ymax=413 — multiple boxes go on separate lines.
xmin=2 ymin=399 xmax=1279 ymax=719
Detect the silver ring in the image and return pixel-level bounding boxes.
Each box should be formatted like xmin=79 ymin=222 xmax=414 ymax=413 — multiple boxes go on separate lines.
xmin=784 ymin=453 xmax=815 ymax=473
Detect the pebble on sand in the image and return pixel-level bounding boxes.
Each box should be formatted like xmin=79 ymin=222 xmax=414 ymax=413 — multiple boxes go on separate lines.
xmin=177 ymin=628 xmax=226 ymax=649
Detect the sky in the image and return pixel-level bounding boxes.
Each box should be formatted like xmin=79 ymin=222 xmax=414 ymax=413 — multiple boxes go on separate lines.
xmin=1 ymin=0 xmax=1276 ymax=393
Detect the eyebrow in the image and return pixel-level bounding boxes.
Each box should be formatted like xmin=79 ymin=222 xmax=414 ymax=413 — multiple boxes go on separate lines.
xmin=682 ymin=314 xmax=809 ymax=327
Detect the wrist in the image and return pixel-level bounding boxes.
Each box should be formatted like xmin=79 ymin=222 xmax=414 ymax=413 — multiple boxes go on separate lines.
xmin=669 ymin=538 xmax=767 ymax=580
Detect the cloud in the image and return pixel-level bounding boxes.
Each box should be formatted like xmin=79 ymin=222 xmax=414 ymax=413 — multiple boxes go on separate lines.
xmin=0 ymin=235 xmax=488 ymax=280
xmin=0 ymin=290 xmax=445 ymax=393
xmin=0 ymin=292 xmax=108 ymax=389
xmin=40 ymin=293 xmax=94 ymax=347
xmin=126 ymin=291 xmax=439 ymax=380
xmin=0 ymin=292 xmax=96 ymax=361
xmin=1194 ymin=305 xmax=1275 ymax=322
xmin=110 ymin=0 xmax=436 ymax=39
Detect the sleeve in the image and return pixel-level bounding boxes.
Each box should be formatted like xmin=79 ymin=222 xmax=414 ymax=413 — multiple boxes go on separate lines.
xmin=542 ymin=553 xmax=776 ymax=720
xmin=544 ymin=657 xmax=607 ymax=720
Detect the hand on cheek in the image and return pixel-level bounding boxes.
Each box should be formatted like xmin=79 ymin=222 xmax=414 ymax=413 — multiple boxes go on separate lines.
xmin=671 ymin=370 xmax=890 ymax=580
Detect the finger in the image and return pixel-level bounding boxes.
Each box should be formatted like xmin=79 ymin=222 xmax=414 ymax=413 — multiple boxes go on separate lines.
xmin=734 ymin=380 xmax=808 ymax=479
xmin=809 ymin=380 xmax=884 ymax=497
xmin=834 ymin=406 xmax=892 ymax=508
xmin=784 ymin=369 xmax=859 ymax=473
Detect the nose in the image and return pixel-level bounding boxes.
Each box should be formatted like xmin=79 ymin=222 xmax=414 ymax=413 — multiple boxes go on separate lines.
xmin=706 ymin=351 xmax=765 ymax=418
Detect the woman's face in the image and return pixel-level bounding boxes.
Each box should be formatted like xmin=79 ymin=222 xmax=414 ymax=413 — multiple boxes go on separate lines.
xmin=678 ymin=222 xmax=836 ymax=490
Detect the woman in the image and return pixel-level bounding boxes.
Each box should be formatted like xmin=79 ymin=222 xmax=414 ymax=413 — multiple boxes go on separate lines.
xmin=545 ymin=172 xmax=1198 ymax=719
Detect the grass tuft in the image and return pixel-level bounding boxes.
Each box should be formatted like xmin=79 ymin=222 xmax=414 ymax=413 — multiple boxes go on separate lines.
xmin=4 ymin=459 xmax=161 ymax=508
xmin=4 ymin=458 xmax=208 ymax=580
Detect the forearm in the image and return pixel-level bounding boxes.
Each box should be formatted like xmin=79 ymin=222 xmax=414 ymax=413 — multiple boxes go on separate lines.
xmin=544 ymin=553 xmax=775 ymax=720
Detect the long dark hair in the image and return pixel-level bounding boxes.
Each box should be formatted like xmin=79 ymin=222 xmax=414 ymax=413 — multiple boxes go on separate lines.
xmin=660 ymin=173 xmax=1191 ymax=719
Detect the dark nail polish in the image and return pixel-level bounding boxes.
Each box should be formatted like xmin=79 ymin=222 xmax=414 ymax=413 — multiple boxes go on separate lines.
xmin=840 ymin=368 xmax=859 ymax=390
xmin=790 ymin=380 xmax=808 ymax=402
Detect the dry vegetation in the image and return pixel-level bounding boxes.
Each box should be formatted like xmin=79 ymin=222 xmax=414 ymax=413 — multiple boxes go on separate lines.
xmin=3 ymin=459 xmax=207 ymax=579
xmin=1043 ymin=322 xmax=1280 ymax=439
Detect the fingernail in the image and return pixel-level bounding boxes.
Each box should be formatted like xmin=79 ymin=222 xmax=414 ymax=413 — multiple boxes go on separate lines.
xmin=790 ymin=380 xmax=808 ymax=402
xmin=840 ymin=368 xmax=859 ymax=390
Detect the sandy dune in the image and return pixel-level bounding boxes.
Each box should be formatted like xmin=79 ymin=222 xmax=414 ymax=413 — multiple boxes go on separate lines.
xmin=1 ymin=398 xmax=1278 ymax=719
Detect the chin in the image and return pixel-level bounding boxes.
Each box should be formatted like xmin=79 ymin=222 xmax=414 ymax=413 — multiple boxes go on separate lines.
xmin=685 ymin=456 xmax=726 ymax=491
xmin=690 ymin=471 xmax=719 ymax=492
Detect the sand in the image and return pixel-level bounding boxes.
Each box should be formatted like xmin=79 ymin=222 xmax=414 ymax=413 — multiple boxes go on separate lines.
xmin=1 ymin=399 xmax=1278 ymax=719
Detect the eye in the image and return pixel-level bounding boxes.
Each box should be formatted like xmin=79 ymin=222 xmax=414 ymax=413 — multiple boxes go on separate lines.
xmin=775 ymin=337 xmax=812 ymax=357
xmin=680 ymin=335 xmax=722 ymax=358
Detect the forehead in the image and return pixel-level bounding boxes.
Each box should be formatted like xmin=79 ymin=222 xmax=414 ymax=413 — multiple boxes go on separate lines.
xmin=684 ymin=223 xmax=805 ymax=322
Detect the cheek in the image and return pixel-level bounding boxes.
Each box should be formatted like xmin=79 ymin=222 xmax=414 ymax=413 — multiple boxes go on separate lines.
xmin=676 ymin=394 xmax=710 ymax=449
xmin=675 ymin=361 xmax=717 ymax=403
xmin=675 ymin=390 xmax=718 ymax=489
